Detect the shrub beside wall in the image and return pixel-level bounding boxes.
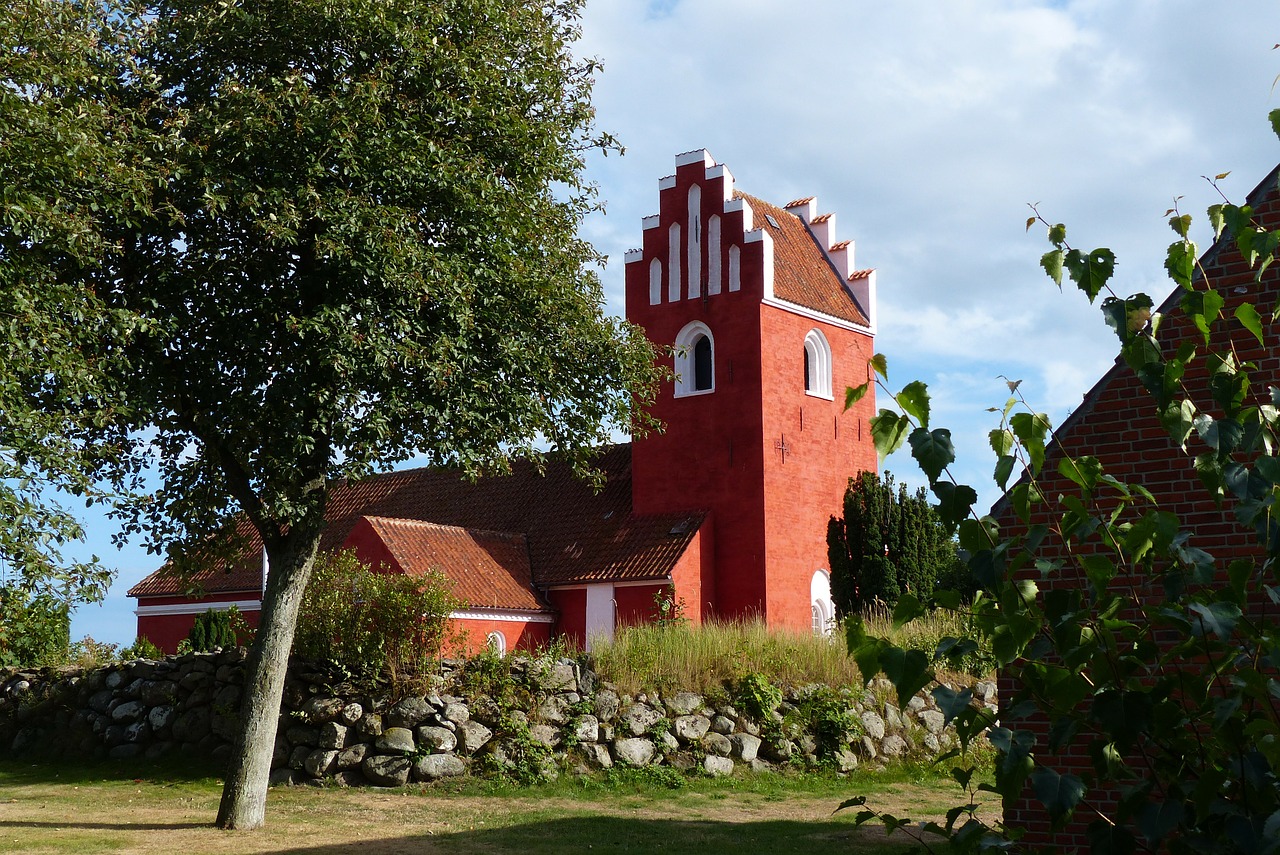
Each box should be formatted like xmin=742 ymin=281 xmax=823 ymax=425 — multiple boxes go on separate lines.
xmin=0 ymin=652 xmax=997 ymax=784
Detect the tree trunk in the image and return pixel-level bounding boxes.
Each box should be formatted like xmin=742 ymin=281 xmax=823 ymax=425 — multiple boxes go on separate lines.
xmin=215 ymin=530 xmax=321 ymax=830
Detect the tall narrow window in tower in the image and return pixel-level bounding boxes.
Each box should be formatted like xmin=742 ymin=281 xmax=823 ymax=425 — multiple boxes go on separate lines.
xmin=673 ymin=320 xmax=715 ymax=397
xmin=668 ymin=223 xmax=682 ymax=301
xmin=687 ymin=184 xmax=701 ymax=298
xmin=803 ymin=329 xmax=833 ymax=399
xmin=693 ymin=335 xmax=712 ymax=390
xmin=707 ymin=215 xmax=722 ymax=295
xmin=649 ymin=257 xmax=662 ymax=306
xmin=728 ymin=244 xmax=741 ymax=292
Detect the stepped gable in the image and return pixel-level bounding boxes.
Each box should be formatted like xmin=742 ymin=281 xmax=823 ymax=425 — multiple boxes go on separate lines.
xmin=127 ymin=444 xmax=704 ymax=598
xmin=741 ymin=192 xmax=870 ymax=326
xmin=357 ymin=517 xmax=545 ymax=612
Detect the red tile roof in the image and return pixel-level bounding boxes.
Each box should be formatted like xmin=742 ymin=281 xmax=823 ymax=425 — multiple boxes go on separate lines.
xmin=128 ymin=445 xmax=704 ymax=599
xmin=360 ymin=517 xmax=546 ymax=612
xmin=739 ymin=193 xmax=871 ymax=326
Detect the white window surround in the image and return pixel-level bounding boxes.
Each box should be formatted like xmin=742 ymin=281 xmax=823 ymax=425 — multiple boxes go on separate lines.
xmin=810 ymin=569 xmax=835 ymax=637
xmin=803 ymin=328 xmax=833 ymax=400
xmin=673 ymin=320 xmax=715 ymax=397
xmin=486 ymin=631 xmax=507 ymax=655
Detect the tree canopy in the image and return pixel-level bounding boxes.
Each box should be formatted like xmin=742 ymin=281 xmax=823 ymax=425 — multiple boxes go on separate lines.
xmin=0 ymin=0 xmax=658 ymax=829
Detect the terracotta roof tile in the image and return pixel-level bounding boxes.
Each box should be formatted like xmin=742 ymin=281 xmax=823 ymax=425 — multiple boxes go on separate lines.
xmin=360 ymin=517 xmax=546 ymax=612
xmin=784 ymin=196 xmax=815 ymax=209
xmin=738 ymin=193 xmax=870 ymax=326
xmin=128 ymin=445 xmax=704 ymax=599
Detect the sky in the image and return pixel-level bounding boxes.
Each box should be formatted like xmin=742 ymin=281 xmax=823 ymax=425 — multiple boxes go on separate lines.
xmin=66 ymin=0 xmax=1280 ymax=647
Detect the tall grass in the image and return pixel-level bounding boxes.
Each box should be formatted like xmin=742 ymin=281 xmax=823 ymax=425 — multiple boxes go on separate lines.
xmin=590 ymin=610 xmax=994 ymax=697
xmin=590 ymin=618 xmax=860 ymax=696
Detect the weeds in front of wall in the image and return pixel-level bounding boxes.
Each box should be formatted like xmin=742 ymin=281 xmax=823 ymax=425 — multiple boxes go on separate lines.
xmin=590 ymin=618 xmax=860 ymax=696
xmin=591 ymin=610 xmax=994 ymax=698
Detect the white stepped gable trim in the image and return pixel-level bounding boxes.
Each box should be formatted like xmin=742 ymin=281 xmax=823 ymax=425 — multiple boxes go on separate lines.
xmin=450 ymin=608 xmax=554 ymax=624
xmin=846 ymin=269 xmax=877 ymax=332
xmin=828 ymin=241 xmax=852 ymax=280
xmin=658 ymin=174 xmax=676 ymax=191
xmin=785 ymin=198 xmax=816 ymax=223
xmin=674 ymin=148 xmax=714 ymax=168
xmin=136 ymin=599 xmax=261 ymax=616
xmin=642 ymin=214 xmax=660 ymax=231
xmin=705 ymin=163 xmax=735 ymax=200
xmin=724 ymin=196 xmax=752 ymax=222
xmin=809 ymin=213 xmax=834 ymax=252
xmin=624 ymin=248 xmax=644 ymax=264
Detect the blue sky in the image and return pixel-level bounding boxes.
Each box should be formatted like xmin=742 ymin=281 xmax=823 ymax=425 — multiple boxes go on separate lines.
xmin=67 ymin=0 xmax=1280 ymax=646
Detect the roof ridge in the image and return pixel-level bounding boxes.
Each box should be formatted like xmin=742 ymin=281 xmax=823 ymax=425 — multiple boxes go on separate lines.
xmin=362 ymin=515 xmax=527 ymax=543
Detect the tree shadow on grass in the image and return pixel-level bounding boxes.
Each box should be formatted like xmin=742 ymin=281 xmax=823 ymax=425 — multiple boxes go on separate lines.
xmin=265 ymin=815 xmax=924 ymax=855
xmin=0 ymin=756 xmax=224 ymax=787
xmin=0 ymin=820 xmax=206 ymax=831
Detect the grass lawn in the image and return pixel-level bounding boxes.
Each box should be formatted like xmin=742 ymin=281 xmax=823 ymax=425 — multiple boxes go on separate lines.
xmin=0 ymin=759 xmax=992 ymax=854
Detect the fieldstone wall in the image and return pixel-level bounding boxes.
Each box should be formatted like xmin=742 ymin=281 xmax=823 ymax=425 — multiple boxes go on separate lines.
xmin=0 ymin=650 xmax=997 ymax=785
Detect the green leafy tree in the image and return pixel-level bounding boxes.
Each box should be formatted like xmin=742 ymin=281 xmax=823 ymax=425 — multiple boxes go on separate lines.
xmin=0 ymin=588 xmax=71 ymax=667
xmin=0 ymin=0 xmax=157 ymax=614
xmin=827 ymin=470 xmax=960 ymax=616
xmin=0 ymin=0 xmax=658 ymax=829
xmin=841 ymin=119 xmax=1280 ymax=851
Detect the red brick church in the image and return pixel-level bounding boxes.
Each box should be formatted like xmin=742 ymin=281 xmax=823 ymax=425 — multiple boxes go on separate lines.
xmin=128 ymin=150 xmax=879 ymax=654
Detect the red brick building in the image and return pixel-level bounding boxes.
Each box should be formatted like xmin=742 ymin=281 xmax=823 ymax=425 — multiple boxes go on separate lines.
xmin=996 ymin=163 xmax=1280 ymax=849
xmin=129 ymin=150 xmax=879 ymax=654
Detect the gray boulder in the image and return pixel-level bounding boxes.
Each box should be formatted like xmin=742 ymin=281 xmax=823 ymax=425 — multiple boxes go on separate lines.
xmin=414 ymin=753 xmax=466 ymax=781
xmin=416 ymin=726 xmax=457 ymax=753
xmin=673 ymin=715 xmax=711 ymax=743
xmin=613 ymin=737 xmax=656 ymax=766
xmin=362 ymin=754 xmax=412 ymax=787
xmin=458 ymin=720 xmax=493 ymax=754
xmin=375 ymin=727 xmax=416 ymax=755
xmin=729 ymin=732 xmax=761 ymax=762
xmin=703 ymin=755 xmax=735 ymax=777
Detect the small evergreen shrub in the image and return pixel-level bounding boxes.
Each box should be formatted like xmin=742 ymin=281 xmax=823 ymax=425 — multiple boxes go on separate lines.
xmin=186 ymin=606 xmax=241 ymax=652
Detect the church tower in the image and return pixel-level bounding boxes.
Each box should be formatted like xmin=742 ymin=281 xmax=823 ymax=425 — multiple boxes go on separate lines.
xmin=625 ymin=150 xmax=879 ymax=633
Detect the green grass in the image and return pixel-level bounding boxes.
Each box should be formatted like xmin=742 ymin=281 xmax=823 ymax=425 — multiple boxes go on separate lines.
xmin=0 ymin=758 xmax=984 ymax=855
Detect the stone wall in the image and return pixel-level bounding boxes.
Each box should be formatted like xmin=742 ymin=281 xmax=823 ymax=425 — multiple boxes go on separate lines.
xmin=0 ymin=650 xmax=996 ymax=785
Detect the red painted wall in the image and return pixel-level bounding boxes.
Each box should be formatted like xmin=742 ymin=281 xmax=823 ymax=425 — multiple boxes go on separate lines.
xmin=613 ymin=584 xmax=667 ymax=627
xmin=136 ymin=591 xmax=262 ymax=654
xmin=547 ymin=587 xmax=587 ymax=650
xmin=445 ymin=618 xmax=553 ymax=657
xmin=759 ymin=305 xmax=877 ymax=632
xmin=670 ymin=521 xmax=713 ymax=624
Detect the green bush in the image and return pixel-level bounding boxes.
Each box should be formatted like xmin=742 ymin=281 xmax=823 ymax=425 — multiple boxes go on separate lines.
xmin=121 ymin=635 xmax=163 ymax=660
xmin=0 ymin=587 xmax=70 ymax=667
xmin=293 ymin=549 xmax=458 ymax=680
xmin=187 ymin=607 xmax=240 ymax=652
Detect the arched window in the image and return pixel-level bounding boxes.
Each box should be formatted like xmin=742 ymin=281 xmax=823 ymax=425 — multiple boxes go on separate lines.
xmin=486 ymin=631 xmax=507 ymax=655
xmin=674 ymin=321 xmax=715 ymax=397
xmin=811 ymin=570 xmax=834 ymax=637
xmin=803 ymin=329 xmax=833 ymax=399
xmin=649 ymin=258 xmax=662 ymax=306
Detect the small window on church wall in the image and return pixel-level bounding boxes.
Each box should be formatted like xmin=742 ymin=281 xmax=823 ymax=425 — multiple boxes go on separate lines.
xmin=803 ymin=329 xmax=832 ymax=399
xmin=674 ymin=321 xmax=714 ymax=397
xmin=649 ymin=258 xmax=662 ymax=306
xmin=486 ymin=631 xmax=507 ymax=655
xmin=693 ymin=335 xmax=712 ymax=391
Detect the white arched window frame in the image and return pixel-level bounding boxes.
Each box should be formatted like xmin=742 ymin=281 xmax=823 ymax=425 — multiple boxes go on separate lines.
xmin=674 ymin=320 xmax=715 ymax=397
xmin=486 ymin=631 xmax=507 ymax=655
xmin=811 ymin=570 xmax=834 ymax=637
xmin=803 ymin=329 xmax=833 ymax=400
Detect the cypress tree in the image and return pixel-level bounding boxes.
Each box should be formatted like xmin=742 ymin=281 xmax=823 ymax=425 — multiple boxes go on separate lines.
xmin=827 ymin=470 xmax=956 ymax=618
